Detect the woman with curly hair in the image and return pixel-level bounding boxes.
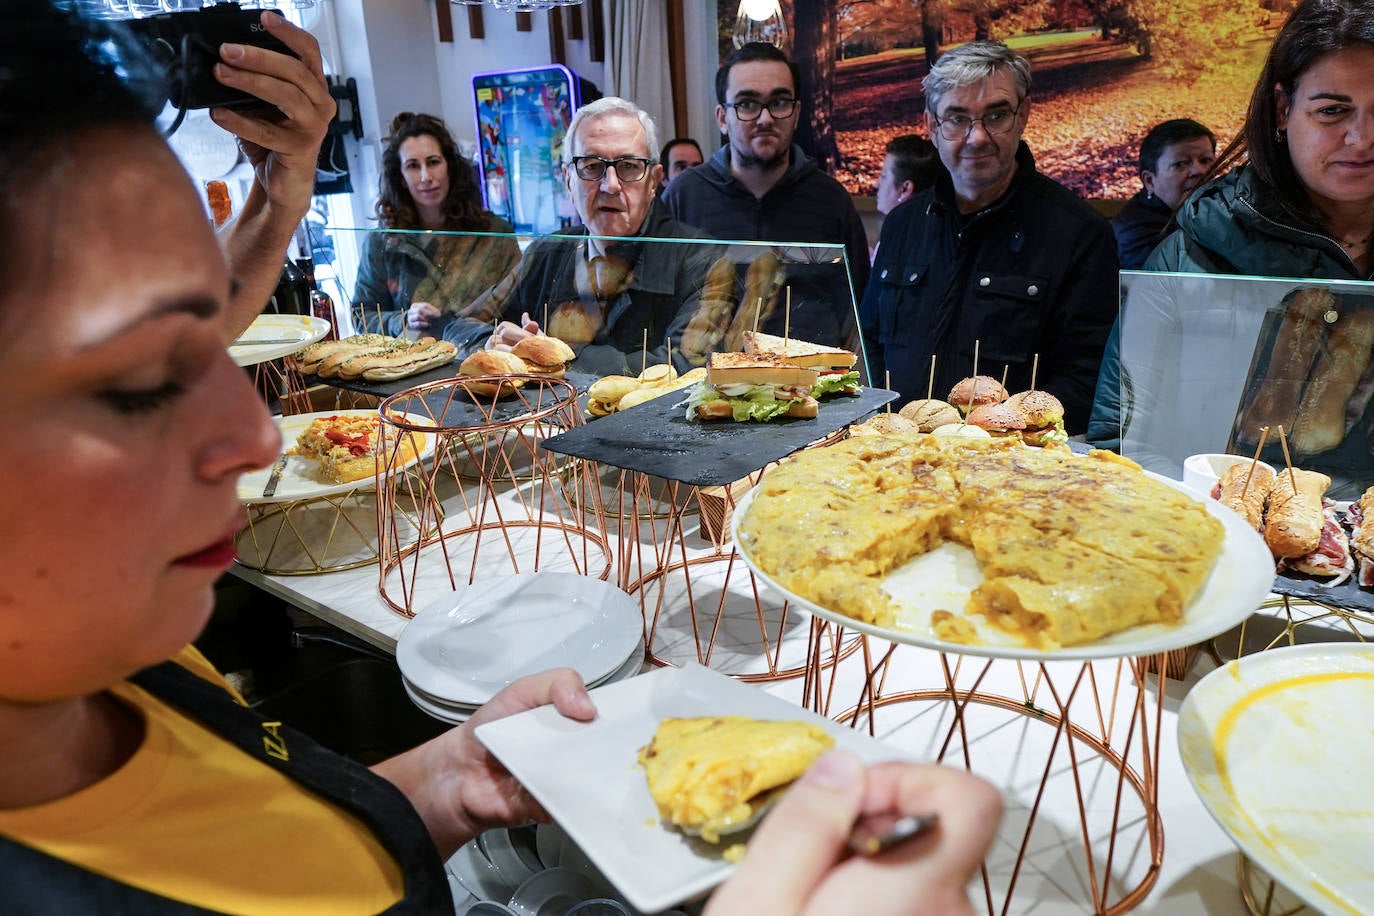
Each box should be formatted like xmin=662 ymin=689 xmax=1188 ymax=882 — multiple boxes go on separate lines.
xmin=354 ymin=112 xmax=520 ymax=337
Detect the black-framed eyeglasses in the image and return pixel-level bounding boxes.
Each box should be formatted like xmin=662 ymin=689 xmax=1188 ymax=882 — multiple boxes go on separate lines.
xmin=724 ymin=97 xmax=800 ymax=121
xmin=570 ymin=156 xmax=656 ymax=182
xmin=933 ymin=106 xmax=1022 ymax=141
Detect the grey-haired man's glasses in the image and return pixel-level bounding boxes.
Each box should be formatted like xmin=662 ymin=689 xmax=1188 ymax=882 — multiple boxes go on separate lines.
xmin=933 ymin=106 xmax=1022 ymax=141
xmin=570 ymin=156 xmax=655 ymax=182
xmin=725 ymin=97 xmax=800 ymax=121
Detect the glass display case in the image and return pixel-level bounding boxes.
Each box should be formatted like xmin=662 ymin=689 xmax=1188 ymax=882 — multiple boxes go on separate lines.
xmin=324 ymin=226 xmax=867 ymax=382
xmin=1114 ymin=270 xmax=1374 ymax=499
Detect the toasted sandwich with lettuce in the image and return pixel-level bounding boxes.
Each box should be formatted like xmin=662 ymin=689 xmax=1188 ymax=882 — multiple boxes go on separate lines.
xmin=687 ymin=351 xmax=819 ymax=421
xmin=743 ymin=330 xmax=861 ymax=398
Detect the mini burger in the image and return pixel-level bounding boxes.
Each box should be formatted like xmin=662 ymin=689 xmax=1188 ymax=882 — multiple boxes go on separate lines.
xmin=948 ymin=375 xmax=1008 ymax=414
xmin=898 ymin=398 xmax=962 ymax=432
xmin=849 ymin=413 xmax=920 ymax=437
xmin=966 ymin=402 xmax=1029 ymax=439
xmin=510 ymin=335 xmax=575 ymax=378
xmin=1004 ymin=390 xmax=1068 ymax=447
xmin=744 ymin=330 xmax=861 ymax=397
xmin=687 ymin=351 xmax=819 ymax=421
xmin=586 ymin=375 xmax=640 ymax=417
xmin=458 ymin=349 xmax=528 ymax=398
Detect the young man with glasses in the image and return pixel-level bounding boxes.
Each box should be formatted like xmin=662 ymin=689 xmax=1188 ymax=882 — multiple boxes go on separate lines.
xmin=660 ymin=42 xmax=870 ymax=344
xmin=860 ymin=40 xmax=1118 ymax=433
xmin=444 ymin=97 xmax=729 ymax=377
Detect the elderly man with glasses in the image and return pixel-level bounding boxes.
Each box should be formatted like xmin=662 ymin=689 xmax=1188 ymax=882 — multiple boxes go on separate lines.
xmin=860 ymin=41 xmax=1117 ymax=432
xmin=445 ymin=97 xmax=729 ymax=376
xmin=661 ymin=42 xmax=870 ymax=348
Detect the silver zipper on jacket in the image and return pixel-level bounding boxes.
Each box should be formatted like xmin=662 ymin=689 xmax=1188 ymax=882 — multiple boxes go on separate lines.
xmin=1235 ymin=195 xmax=1365 ymax=275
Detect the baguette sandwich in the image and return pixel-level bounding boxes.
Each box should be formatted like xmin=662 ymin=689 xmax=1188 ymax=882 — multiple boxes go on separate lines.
xmin=743 ymin=330 xmax=861 ymax=398
xmin=687 ymin=351 xmax=819 ymax=422
xmin=1264 ymin=468 xmax=1330 ymax=559
xmin=1349 ymin=487 xmax=1373 ymax=587
xmin=1211 ymin=462 xmax=1274 ymax=532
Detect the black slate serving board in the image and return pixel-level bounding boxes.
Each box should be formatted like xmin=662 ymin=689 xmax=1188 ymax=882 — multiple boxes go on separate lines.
xmin=539 ymin=387 xmax=898 ymax=487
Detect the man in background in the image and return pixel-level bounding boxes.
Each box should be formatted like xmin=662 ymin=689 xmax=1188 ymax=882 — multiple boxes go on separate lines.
xmin=876 ymin=134 xmax=940 ymax=216
xmin=661 ymin=42 xmax=869 ymax=348
xmin=659 ymin=137 xmax=703 ymax=187
xmin=445 ymin=97 xmax=728 ymax=376
xmin=860 ymin=40 xmax=1117 ymax=431
xmin=1112 ymin=118 xmax=1216 ymax=269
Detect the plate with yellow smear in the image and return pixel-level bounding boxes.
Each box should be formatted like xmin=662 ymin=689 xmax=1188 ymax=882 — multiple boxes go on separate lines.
xmin=732 ymin=437 xmax=1274 ymax=661
xmin=1178 ymin=643 xmax=1374 ymax=916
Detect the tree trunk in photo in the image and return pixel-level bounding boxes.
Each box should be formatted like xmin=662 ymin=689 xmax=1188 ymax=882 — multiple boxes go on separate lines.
xmin=921 ymin=1 xmax=941 ymax=78
xmin=792 ymin=0 xmax=842 ymax=171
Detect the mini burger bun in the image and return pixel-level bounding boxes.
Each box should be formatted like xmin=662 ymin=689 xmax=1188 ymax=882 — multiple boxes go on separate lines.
xmin=458 ymin=349 xmax=528 ymax=398
xmin=849 ymin=413 xmax=921 ymax=437
xmin=1004 ymin=389 xmax=1064 ymax=428
xmin=966 ymin=402 xmax=1028 ymax=435
xmin=638 ymin=363 xmax=679 ymax=386
xmin=510 ymin=335 xmax=575 ymax=376
xmin=898 ymin=398 xmax=962 ymax=432
xmin=947 ymin=375 xmax=1009 ymax=414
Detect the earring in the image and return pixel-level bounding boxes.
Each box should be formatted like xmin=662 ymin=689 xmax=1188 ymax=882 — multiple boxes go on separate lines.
xmin=1146 ymin=191 xmax=1153 ymax=200
xmin=1275 ymin=128 xmax=1287 ymax=144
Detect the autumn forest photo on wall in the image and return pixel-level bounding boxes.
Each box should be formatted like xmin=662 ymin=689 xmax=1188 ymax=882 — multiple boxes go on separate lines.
xmin=719 ymin=0 xmax=1285 ymax=199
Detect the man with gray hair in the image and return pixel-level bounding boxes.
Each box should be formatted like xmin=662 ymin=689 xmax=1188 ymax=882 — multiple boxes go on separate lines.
xmin=444 ymin=96 xmax=728 ymax=376
xmin=859 ymin=40 xmax=1117 ymax=432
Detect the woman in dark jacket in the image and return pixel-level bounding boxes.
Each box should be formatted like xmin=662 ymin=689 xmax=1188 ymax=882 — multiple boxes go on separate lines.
xmin=354 ymin=113 xmax=520 ymax=338
xmin=1087 ymin=0 xmax=1374 ymax=496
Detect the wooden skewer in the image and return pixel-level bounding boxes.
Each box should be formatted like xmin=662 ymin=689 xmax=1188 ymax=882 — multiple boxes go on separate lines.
xmin=783 ymin=286 xmax=792 ymax=348
xmin=1000 ymin=364 xmax=1009 ymax=393
xmin=968 ymin=340 xmax=981 ymax=414
xmin=926 ymin=355 xmax=936 ymax=401
xmin=885 ymin=371 xmax=892 ymax=413
xmin=667 ymin=338 xmax=673 ymax=371
xmin=641 ymin=328 xmax=648 ymax=373
xmin=543 ymin=301 xmax=549 ymax=331
xmin=753 ymin=297 xmax=763 ymax=334
xmin=1276 ymin=424 xmax=1297 ymax=493
xmin=1029 ymin=353 xmax=1040 ymax=392
xmin=1241 ymin=426 xmax=1271 ymax=498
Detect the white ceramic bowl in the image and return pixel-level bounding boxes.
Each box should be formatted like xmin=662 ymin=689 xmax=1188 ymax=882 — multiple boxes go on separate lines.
xmin=1182 ymin=453 xmax=1275 ymax=497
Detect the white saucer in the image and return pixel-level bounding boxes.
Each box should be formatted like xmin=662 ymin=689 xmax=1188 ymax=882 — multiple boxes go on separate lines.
xmin=397 ymin=573 xmax=643 ymax=707
xmin=404 ymin=641 xmax=644 ymax=725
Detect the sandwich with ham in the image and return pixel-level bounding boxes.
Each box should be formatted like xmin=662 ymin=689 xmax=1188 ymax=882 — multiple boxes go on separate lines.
xmin=687 ymin=351 xmax=819 ymax=421
xmin=743 ymin=330 xmax=861 ymax=398
xmin=1348 ymin=486 xmax=1373 ymax=587
xmin=1264 ymin=468 xmax=1356 ymax=583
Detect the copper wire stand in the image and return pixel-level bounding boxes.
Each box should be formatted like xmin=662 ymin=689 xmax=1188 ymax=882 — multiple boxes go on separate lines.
xmin=375 ymin=376 xmax=613 ymax=618
xmin=236 ymin=479 xmax=431 ymax=575
xmin=1203 ymin=592 xmax=1372 ymax=916
xmin=253 ymin=358 xmax=313 ymax=417
xmin=615 ymin=467 xmax=862 ymax=699
xmin=835 ymin=642 xmax=1167 ymax=914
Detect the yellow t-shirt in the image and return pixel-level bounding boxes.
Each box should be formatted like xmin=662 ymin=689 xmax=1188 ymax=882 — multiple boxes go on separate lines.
xmin=0 ymin=646 xmax=406 ymax=915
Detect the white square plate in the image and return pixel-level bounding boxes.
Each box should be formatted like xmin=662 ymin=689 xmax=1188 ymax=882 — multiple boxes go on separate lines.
xmin=474 ymin=664 xmax=912 ymax=914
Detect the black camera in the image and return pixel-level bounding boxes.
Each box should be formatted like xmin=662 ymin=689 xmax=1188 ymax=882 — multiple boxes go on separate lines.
xmin=125 ymin=3 xmax=298 ymax=111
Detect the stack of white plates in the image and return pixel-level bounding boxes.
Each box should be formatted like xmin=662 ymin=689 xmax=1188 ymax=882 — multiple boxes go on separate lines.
xmin=397 ymin=572 xmax=645 ymax=725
